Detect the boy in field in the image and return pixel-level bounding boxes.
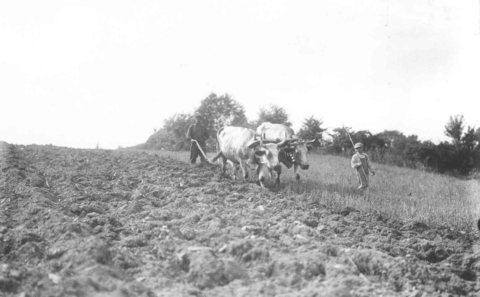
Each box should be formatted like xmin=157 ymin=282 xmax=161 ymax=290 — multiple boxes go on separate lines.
xmin=351 ymin=142 xmax=375 ymax=190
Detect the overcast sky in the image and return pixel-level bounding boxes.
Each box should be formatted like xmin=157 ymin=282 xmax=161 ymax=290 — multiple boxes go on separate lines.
xmin=1 ymin=0 xmax=479 ymax=149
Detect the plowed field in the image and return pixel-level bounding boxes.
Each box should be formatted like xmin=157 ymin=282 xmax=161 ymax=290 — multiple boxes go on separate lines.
xmin=0 ymin=142 xmax=479 ymax=296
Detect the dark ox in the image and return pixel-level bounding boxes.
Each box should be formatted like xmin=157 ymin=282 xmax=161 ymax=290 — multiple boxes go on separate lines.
xmin=211 ymin=126 xmax=290 ymax=187
xmin=257 ymin=122 xmax=320 ymax=182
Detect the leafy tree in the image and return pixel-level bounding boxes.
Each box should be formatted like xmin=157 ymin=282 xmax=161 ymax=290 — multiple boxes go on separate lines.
xmin=444 ymin=115 xmax=464 ymax=144
xmin=351 ymin=130 xmax=371 ymax=147
xmin=297 ymin=116 xmax=326 ymax=140
xmin=462 ymin=126 xmax=478 ymax=150
xmin=437 ymin=115 xmax=479 ymax=174
xmin=375 ymin=130 xmax=421 ymax=166
xmin=320 ymin=116 xmax=479 ymax=176
xmin=326 ymin=127 xmax=352 ymax=154
xmin=195 ymin=93 xmax=249 ymax=137
xmin=163 ymin=113 xmax=192 ymax=150
xmin=376 ymin=130 xmax=406 ymax=149
xmin=413 ymin=117 xmax=479 ymax=175
xmin=415 ymin=141 xmax=440 ymax=171
xmin=256 ymin=104 xmax=292 ymax=127
xmin=347 ymin=130 xmax=386 ymax=151
xmin=137 ymin=129 xmax=178 ymax=150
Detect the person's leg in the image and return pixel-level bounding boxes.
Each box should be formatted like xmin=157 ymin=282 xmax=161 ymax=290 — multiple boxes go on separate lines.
xmin=190 ymin=142 xmax=199 ymax=164
xmin=357 ymin=168 xmax=368 ymax=189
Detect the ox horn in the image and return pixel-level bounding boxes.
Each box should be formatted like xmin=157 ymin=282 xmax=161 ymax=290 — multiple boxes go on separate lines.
xmin=247 ymin=139 xmax=261 ymax=149
xmin=289 ymin=137 xmax=300 ymax=144
xmin=305 ymin=137 xmax=321 ymax=147
xmin=276 ymin=132 xmax=290 ymax=148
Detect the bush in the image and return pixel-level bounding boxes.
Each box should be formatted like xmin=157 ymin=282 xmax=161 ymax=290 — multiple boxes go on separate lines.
xmin=133 ymin=129 xmax=187 ymax=151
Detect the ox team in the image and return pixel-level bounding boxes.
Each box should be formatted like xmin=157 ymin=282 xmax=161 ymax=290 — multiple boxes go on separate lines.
xmin=187 ymin=117 xmax=319 ymax=187
xmin=212 ymin=126 xmax=290 ymax=188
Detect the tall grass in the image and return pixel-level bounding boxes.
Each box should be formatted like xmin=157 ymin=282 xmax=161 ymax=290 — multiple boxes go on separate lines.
xmin=131 ymin=149 xmax=479 ymax=232
xmin=283 ymin=154 xmax=479 ymax=231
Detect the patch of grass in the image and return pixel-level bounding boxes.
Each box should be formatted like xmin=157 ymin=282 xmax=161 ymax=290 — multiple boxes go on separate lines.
xmin=283 ymin=154 xmax=479 ymax=231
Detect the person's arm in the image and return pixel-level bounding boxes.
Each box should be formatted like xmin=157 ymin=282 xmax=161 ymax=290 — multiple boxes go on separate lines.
xmin=186 ymin=125 xmax=193 ymax=140
xmin=351 ymin=154 xmax=361 ymax=169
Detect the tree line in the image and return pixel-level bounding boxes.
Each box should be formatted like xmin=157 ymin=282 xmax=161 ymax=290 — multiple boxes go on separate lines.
xmin=328 ymin=116 xmax=480 ymax=177
xmin=138 ymin=93 xmax=323 ymax=151
xmin=135 ymin=93 xmax=480 ymax=177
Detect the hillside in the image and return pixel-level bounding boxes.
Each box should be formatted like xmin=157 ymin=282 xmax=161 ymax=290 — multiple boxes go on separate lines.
xmin=129 ymin=129 xmax=176 ymax=151
xmin=0 ymin=142 xmax=479 ymax=296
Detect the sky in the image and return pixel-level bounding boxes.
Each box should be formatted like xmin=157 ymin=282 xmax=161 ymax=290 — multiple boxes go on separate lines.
xmin=1 ymin=0 xmax=479 ymax=149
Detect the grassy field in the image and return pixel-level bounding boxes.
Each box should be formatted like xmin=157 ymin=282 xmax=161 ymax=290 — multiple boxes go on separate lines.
xmin=289 ymin=154 xmax=480 ymax=232
xmin=134 ymin=149 xmax=480 ymax=232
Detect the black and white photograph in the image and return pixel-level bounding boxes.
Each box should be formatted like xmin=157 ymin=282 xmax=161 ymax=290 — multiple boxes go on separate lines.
xmin=1 ymin=1 xmax=480 ymax=296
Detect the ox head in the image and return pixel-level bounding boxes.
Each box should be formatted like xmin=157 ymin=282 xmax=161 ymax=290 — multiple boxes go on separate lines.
xmin=248 ymin=133 xmax=290 ymax=168
xmin=280 ymin=137 xmax=321 ymax=170
xmin=247 ymin=133 xmax=291 ymax=182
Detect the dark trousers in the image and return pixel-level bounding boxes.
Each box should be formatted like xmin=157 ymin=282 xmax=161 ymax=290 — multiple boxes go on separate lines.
xmin=190 ymin=141 xmax=206 ymax=163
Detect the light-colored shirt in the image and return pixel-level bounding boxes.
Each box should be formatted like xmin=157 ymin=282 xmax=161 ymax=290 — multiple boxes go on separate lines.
xmin=351 ymin=153 xmax=374 ymax=170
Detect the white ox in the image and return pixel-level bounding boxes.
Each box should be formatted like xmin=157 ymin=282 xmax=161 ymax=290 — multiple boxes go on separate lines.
xmin=256 ymin=122 xmax=320 ymax=182
xmin=211 ymin=126 xmax=289 ymax=187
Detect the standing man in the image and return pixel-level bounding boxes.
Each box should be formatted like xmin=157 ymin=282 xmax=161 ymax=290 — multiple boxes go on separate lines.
xmin=351 ymin=142 xmax=375 ymax=190
xmin=186 ymin=114 xmax=210 ymax=164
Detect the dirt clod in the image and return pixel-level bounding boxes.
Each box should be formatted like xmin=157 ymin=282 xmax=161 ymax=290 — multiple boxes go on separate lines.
xmin=0 ymin=143 xmax=479 ymax=296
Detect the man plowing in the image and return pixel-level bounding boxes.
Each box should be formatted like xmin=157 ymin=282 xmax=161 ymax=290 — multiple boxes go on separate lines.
xmin=186 ymin=115 xmax=210 ymax=165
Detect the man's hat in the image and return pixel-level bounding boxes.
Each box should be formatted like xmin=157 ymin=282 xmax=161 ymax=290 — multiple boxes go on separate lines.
xmin=354 ymin=142 xmax=363 ymax=149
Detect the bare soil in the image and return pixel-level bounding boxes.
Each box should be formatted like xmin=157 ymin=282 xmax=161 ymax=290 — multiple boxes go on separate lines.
xmin=0 ymin=142 xmax=479 ymax=296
